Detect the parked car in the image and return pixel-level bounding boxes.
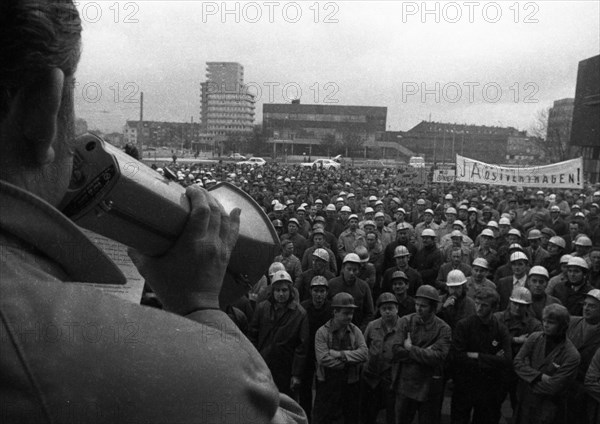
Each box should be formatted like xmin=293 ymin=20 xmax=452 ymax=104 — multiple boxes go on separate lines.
xmin=228 ymin=153 xmax=246 ymax=160
xmin=300 ymin=155 xmax=342 ymax=170
xmin=237 ymin=157 xmax=266 ymax=167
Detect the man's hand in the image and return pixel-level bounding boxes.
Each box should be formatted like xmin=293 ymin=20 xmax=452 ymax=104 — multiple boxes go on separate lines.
xmin=129 ymin=186 xmax=241 ymax=315
xmin=541 ymin=374 xmax=551 ymax=383
xmin=403 ymin=332 xmax=413 ymax=350
xmin=443 ymin=296 xmax=456 ymax=308
xmin=467 ymin=352 xmax=479 ymax=359
xmin=513 ymin=334 xmax=528 ymax=344
xmin=290 ymin=376 xmax=301 ymax=391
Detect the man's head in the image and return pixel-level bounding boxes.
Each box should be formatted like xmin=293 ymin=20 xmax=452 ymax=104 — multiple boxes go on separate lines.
xmin=421 ymin=228 xmax=436 ymax=247
xmin=591 ymin=249 xmax=600 ymax=271
xmin=281 ymin=239 xmax=294 ymax=257
xmin=312 ymin=228 xmax=325 ymax=248
xmin=450 ymin=248 xmax=463 ymax=266
xmin=510 ymin=252 xmax=529 ymax=278
xmin=567 ymin=256 xmax=589 ymax=286
xmin=414 ymin=285 xmax=439 ymax=320
xmin=393 ymin=245 xmax=410 ymax=269
xmin=474 ymin=287 xmax=499 ymax=320
xmin=270 ymin=271 xmax=293 ymax=304
xmin=312 ymin=248 xmax=329 ymax=271
xmin=391 ymin=271 xmax=409 ymax=297
xmin=446 ymin=269 xmax=467 ymax=297
xmin=527 ymin=266 xmax=549 ymax=297
xmin=310 ymin=276 xmax=328 ymax=307
xmin=341 ymin=253 xmax=361 ymax=282
xmin=331 ymin=292 xmax=357 ymax=326
xmin=376 ymin=292 xmax=399 ymax=321
xmin=583 ymin=290 xmax=600 ymax=324
xmin=287 ymin=219 xmax=299 ymax=235
xmin=471 ymin=258 xmax=488 ymax=283
xmin=509 ymin=287 xmax=532 ymax=318
xmin=365 ymin=231 xmax=378 ymax=249
xmin=542 ymin=304 xmax=570 ymax=337
xmin=1 ymin=1 xmax=83 ymax=205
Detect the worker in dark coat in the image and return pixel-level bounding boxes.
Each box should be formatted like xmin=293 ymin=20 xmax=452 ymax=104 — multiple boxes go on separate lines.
xmin=412 ymin=228 xmax=443 ymax=287
xmin=249 ymin=270 xmax=310 ymax=398
xmin=513 ymin=304 xmax=580 ymax=424
xmin=450 ymin=287 xmax=512 ymax=424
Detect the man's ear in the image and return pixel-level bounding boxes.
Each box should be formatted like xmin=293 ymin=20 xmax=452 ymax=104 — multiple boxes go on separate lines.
xmin=7 ymin=68 xmax=65 ymax=165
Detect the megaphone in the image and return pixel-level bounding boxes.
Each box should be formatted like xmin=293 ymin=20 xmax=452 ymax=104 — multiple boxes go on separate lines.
xmin=59 ymin=133 xmax=278 ymax=305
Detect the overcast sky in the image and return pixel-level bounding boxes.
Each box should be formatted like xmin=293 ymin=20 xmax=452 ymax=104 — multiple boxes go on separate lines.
xmin=73 ymin=1 xmax=599 ymax=134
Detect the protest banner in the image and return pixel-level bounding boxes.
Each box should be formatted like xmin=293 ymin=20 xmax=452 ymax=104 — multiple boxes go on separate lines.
xmin=455 ymin=155 xmax=584 ymax=189
xmin=433 ymin=169 xmax=456 ymax=183
xmin=397 ymin=167 xmax=427 ymax=185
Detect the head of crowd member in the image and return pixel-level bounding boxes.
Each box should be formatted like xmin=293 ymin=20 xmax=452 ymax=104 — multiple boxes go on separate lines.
xmin=528 ymin=266 xmax=550 ymax=299
xmin=457 ymin=205 xmax=469 ymax=221
xmin=335 ymin=197 xmax=345 ymax=211
xmin=542 ymin=304 xmax=570 ymax=338
xmin=510 ymin=251 xmax=529 ymax=279
xmin=567 ymin=257 xmax=589 ymax=287
xmin=591 ymin=248 xmax=600 ymax=272
xmin=471 ymin=258 xmax=489 ymax=283
xmin=312 ymin=248 xmax=329 ymax=273
xmin=374 ymin=200 xmax=385 ymax=214
xmin=497 ymin=217 xmax=511 ymax=236
xmin=314 ymin=199 xmax=324 ymax=212
xmin=309 ymin=276 xmax=329 ymax=308
xmin=341 ymin=253 xmax=361 ymax=283
xmin=355 ymin=246 xmax=370 ymax=270
xmin=331 ymin=292 xmax=358 ymax=328
xmin=507 ymin=229 xmax=522 ymax=245
xmin=449 ymin=248 xmax=463 ymax=268
xmin=348 ymin=214 xmax=359 ymax=231
xmin=468 ymin=207 xmax=479 ymax=223
xmin=421 ymin=229 xmax=436 ymax=248
xmin=268 ymin=262 xmax=286 ymax=283
xmin=583 ymin=289 xmax=600 ymax=325
xmin=339 ymin=206 xmax=351 ymax=223
xmin=281 ymin=239 xmax=294 ymax=258
xmin=446 ymin=269 xmax=467 ymax=299
xmin=311 ymin=228 xmax=326 ymax=249
xmin=549 ymin=205 xmax=561 ymax=220
xmin=362 ymin=220 xmax=375 ymax=235
xmin=527 ymin=229 xmax=542 ymax=251
xmin=374 ymin=212 xmax=386 ymax=229
xmin=539 ymin=228 xmax=555 ymax=249
xmin=508 ymin=286 xmax=533 ymax=318
xmin=365 ymin=231 xmax=379 ymax=251
xmin=295 ymin=206 xmax=306 ymax=221
xmin=479 ymin=229 xmax=495 ymax=249
xmin=416 ymin=198 xmax=426 ymax=212
xmin=287 ymin=218 xmax=300 ymax=236
xmin=574 ymin=235 xmax=593 ymax=258
xmin=423 ymin=209 xmax=434 ymax=225
xmin=449 ymin=230 xmax=462 ymax=249
xmin=559 ymin=254 xmax=573 ymax=277
xmin=391 ymin=271 xmax=409 ymax=299
xmin=569 ymin=222 xmax=580 ymax=241
xmin=396 ymin=223 xmax=410 ymax=244
xmin=368 ymin=195 xmax=378 ymax=208
xmin=395 ymin=208 xmax=407 ymax=223
xmin=270 ymin=271 xmax=294 ymax=306
xmin=547 ymin=236 xmax=566 ymax=257
xmin=474 ymin=287 xmax=500 ymax=321
xmin=376 ymin=292 xmax=399 ymax=323
xmin=414 ymin=285 xmax=440 ymax=321
xmin=394 ymin=245 xmax=410 ymax=270
xmin=273 ymin=202 xmax=285 ymax=219
xmin=363 ymin=206 xmax=375 ymax=221
xmin=273 ymin=219 xmax=284 ymax=237
xmin=325 ymin=204 xmax=337 ymax=218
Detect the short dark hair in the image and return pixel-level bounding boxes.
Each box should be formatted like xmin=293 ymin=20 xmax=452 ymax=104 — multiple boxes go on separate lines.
xmin=0 ymin=0 xmax=82 ymax=118
xmin=474 ymin=287 xmax=499 ymax=308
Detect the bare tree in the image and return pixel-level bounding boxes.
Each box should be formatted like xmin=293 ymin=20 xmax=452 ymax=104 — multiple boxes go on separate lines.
xmin=529 ymin=107 xmax=576 ymax=163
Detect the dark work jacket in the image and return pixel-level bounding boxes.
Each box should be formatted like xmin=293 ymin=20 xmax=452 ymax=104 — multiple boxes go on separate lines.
xmin=412 ymin=245 xmax=443 ymax=287
xmin=450 ymin=314 xmax=512 ymax=386
xmin=380 ymin=266 xmax=423 ymax=299
xmin=553 ymin=281 xmax=594 ymax=316
xmin=300 ymin=299 xmax=332 ymax=375
xmin=249 ymin=298 xmax=310 ymax=396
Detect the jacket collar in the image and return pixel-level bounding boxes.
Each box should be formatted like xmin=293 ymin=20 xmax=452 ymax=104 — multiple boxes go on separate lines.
xmin=0 ymin=180 xmax=125 ymax=284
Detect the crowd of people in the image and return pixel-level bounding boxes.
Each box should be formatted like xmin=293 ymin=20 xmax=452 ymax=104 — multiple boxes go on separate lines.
xmin=149 ymin=160 xmax=600 ymax=424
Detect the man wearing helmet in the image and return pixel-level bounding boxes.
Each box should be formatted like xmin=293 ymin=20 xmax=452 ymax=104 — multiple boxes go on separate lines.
xmin=249 ymin=271 xmax=309 ymax=398
xmin=413 ymin=228 xmax=443 ymax=287
xmin=298 ymin=276 xmax=333 ymax=421
xmin=296 ymin=248 xmax=336 ymax=302
xmin=438 ymin=270 xmax=477 ymax=330
xmin=394 ymin=285 xmax=452 ymax=424
xmin=381 ymin=245 xmax=423 ymax=300
xmin=465 ymin=258 xmax=497 ymax=299
xmin=528 ymin=266 xmax=562 ymax=321
xmin=328 ymin=253 xmax=375 ymax=331
xmin=494 ymin=286 xmax=542 ymax=413
xmin=497 ymin=251 xmax=531 ymax=311
xmin=553 ymin=257 xmax=594 ymax=315
xmin=313 ymin=293 xmax=368 ymax=424
xmin=362 ymin=293 xmax=404 ymax=424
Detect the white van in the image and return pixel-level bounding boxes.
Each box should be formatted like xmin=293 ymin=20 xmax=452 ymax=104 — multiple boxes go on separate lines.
xmin=409 ymin=156 xmax=426 ymax=168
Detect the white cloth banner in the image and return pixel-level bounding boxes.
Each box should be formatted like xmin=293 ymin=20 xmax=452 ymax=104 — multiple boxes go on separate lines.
xmin=455 ymin=155 xmax=584 ymax=189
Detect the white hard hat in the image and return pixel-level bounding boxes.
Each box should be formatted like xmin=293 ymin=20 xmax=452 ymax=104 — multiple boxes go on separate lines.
xmin=567 ymin=256 xmax=589 ymax=270
xmin=499 ymin=217 xmax=511 ymax=226
xmin=343 ymin=253 xmax=362 ymax=264
xmin=394 ymin=245 xmax=410 ymax=257
xmin=271 ymin=270 xmax=293 ymax=284
xmin=510 ymin=252 xmax=529 ymax=263
xmin=560 ymin=254 xmax=573 ymax=264
xmin=472 ymin=258 xmax=489 ymax=269
xmin=480 ymin=229 xmax=495 ymax=238
xmin=548 ymin=236 xmax=566 ymax=249
xmin=446 ymin=207 xmax=457 ymax=215
xmin=313 ymin=248 xmax=330 ymax=262
xmin=510 ymin=287 xmax=533 ymax=305
xmin=487 ymin=221 xmax=499 ymax=229
xmin=340 ymin=206 xmax=352 ymax=213
xmin=575 ymin=236 xmax=592 ymax=247
xmin=421 ymin=229 xmax=436 ymax=238
xmin=529 ymin=266 xmax=549 ymax=279
xmin=446 ymin=269 xmax=467 ymax=286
